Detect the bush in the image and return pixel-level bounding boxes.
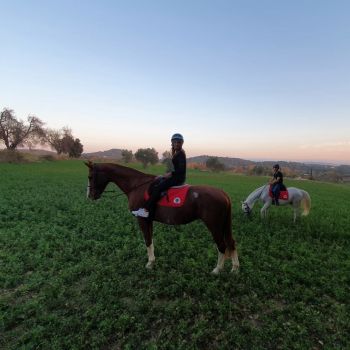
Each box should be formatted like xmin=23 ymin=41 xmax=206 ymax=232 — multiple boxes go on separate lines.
xmin=0 ymin=150 xmax=26 ymax=163
xmin=205 ymin=157 xmax=225 ymax=172
xmin=39 ymin=154 xmax=56 ymax=161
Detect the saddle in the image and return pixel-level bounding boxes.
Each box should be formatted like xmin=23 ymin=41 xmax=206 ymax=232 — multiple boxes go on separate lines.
xmin=269 ymin=184 xmax=289 ymax=200
xmin=144 ymin=184 xmax=190 ymax=207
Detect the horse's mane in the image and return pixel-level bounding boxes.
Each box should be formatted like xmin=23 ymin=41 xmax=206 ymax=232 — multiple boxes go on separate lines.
xmin=246 ymin=185 xmax=266 ymax=203
xmin=96 ymin=162 xmax=154 ymax=178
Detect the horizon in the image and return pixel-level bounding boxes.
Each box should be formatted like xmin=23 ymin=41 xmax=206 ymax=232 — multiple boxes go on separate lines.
xmin=80 ymin=147 xmax=350 ymax=166
xmin=1 ymin=1 xmax=349 ymax=165
xmin=12 ymin=145 xmax=350 ymax=166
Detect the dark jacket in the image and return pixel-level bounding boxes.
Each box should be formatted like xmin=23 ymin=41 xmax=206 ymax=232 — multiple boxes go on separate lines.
xmin=171 ymin=149 xmax=186 ymax=184
xmin=273 ymin=170 xmax=283 ymax=184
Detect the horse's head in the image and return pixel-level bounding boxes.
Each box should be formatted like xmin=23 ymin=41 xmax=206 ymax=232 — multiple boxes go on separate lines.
xmin=241 ymin=201 xmax=251 ymax=216
xmin=85 ymin=161 xmax=109 ymax=200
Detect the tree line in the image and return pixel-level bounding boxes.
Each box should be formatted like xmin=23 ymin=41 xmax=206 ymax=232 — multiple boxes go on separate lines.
xmin=122 ymin=148 xmax=226 ymax=173
xmin=1 ymin=107 xmax=228 ymax=170
xmin=0 ymin=108 xmax=83 ymax=157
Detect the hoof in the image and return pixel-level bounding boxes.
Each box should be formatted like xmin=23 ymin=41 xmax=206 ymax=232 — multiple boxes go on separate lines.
xmin=231 ymin=265 xmax=240 ymax=273
xmin=211 ymin=268 xmax=220 ymax=275
xmin=145 ymin=261 xmax=155 ymax=269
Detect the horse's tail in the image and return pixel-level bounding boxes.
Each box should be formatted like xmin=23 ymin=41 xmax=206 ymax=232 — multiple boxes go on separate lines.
xmin=301 ymin=190 xmax=311 ymax=216
xmin=223 ymin=194 xmax=236 ymax=258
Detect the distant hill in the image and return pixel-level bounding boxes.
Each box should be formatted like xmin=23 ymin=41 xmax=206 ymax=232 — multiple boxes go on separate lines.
xmin=82 ymin=148 xmax=123 ymax=160
xmin=80 ymin=149 xmax=350 ymax=182
xmin=188 ymin=155 xmax=350 ymax=177
xmin=188 ymin=155 xmax=255 ymax=167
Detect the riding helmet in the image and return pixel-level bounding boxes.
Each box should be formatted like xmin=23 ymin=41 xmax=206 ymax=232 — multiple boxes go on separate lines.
xmin=171 ymin=133 xmax=184 ymax=142
xmin=273 ymin=164 xmax=280 ymax=169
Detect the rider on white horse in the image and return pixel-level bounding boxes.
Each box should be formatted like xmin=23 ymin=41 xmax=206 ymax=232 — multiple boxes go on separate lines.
xmin=269 ymin=164 xmax=283 ymax=206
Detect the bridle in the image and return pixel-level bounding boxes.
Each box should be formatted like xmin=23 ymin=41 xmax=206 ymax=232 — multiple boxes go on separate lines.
xmin=242 ymin=201 xmax=251 ymax=215
xmin=242 ymin=184 xmax=268 ymax=215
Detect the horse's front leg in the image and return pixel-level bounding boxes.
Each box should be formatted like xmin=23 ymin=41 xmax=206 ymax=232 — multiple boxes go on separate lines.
xmin=260 ymin=202 xmax=270 ymax=219
xmin=293 ymin=209 xmax=297 ymax=223
xmin=137 ymin=218 xmax=155 ymax=269
xmin=212 ymin=250 xmax=225 ymax=275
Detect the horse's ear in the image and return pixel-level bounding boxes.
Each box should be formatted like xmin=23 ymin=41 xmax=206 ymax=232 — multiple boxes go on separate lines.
xmin=84 ymin=161 xmax=93 ymax=168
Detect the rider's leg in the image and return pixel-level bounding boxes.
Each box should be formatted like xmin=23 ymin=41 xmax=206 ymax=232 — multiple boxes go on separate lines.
xmin=144 ymin=178 xmax=175 ymax=219
xmin=272 ymin=184 xmax=277 ymax=205
xmin=275 ymin=183 xmax=281 ymax=205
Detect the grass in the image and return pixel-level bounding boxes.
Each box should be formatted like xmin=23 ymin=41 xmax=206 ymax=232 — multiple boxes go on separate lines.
xmin=0 ymin=160 xmax=349 ymax=349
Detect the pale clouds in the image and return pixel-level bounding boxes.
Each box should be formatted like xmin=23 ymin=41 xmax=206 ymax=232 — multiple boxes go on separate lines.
xmin=299 ymin=140 xmax=350 ymax=150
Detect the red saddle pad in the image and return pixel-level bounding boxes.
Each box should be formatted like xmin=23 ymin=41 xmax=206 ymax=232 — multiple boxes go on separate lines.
xmin=144 ymin=185 xmax=190 ymax=207
xmin=269 ymin=187 xmax=289 ymax=200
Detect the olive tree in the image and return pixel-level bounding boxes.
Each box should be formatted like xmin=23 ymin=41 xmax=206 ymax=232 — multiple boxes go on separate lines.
xmin=0 ymin=108 xmax=45 ymax=150
xmin=135 ymin=148 xmax=159 ymax=168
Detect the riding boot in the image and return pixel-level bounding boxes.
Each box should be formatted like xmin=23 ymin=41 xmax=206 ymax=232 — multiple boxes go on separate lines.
xmin=147 ymin=206 xmax=156 ymax=222
xmin=275 ymin=198 xmax=279 ymax=206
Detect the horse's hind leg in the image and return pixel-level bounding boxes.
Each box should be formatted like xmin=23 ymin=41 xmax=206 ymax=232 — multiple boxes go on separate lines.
xmin=292 ymin=201 xmax=301 ymax=223
xmin=204 ymin=220 xmax=230 ymax=274
xmin=231 ymin=249 xmax=239 ymax=273
xmin=138 ymin=219 xmax=155 ymax=269
xmin=211 ymin=235 xmax=239 ymax=274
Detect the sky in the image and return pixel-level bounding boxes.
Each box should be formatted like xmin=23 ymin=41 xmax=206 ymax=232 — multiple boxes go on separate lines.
xmin=1 ymin=0 xmax=349 ymax=164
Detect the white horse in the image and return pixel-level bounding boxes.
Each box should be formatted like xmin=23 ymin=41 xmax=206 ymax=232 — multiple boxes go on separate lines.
xmin=241 ymin=184 xmax=311 ymax=222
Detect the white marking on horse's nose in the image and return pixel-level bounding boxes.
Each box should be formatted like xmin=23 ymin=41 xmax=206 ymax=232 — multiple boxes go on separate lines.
xmin=86 ymin=180 xmax=90 ymax=199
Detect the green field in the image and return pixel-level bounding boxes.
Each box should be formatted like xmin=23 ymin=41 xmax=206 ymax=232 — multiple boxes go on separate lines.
xmin=1 ymin=160 xmax=349 ymax=349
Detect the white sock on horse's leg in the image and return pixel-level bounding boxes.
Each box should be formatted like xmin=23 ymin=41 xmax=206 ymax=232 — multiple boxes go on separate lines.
xmin=146 ymin=241 xmax=155 ymax=269
xmin=231 ymin=249 xmax=240 ymax=272
xmin=212 ymin=251 xmax=225 ymax=274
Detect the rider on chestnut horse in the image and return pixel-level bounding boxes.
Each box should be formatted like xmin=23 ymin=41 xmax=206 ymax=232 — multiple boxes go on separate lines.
xmin=132 ymin=133 xmax=186 ymax=219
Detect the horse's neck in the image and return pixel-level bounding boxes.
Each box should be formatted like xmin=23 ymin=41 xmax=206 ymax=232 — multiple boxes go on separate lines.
xmin=104 ymin=163 xmax=153 ymax=193
xmin=246 ymin=185 xmax=266 ymax=207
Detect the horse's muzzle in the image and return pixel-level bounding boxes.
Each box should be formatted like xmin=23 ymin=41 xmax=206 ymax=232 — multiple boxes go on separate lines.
xmin=87 ymin=187 xmax=101 ymax=200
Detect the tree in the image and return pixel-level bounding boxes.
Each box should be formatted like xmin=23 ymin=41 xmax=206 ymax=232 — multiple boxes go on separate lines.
xmin=206 ymin=156 xmax=225 ymax=172
xmin=68 ymin=138 xmax=83 ymax=158
xmin=162 ymin=150 xmax=173 ymax=172
xmin=121 ymin=149 xmax=133 ymax=163
xmin=45 ymin=128 xmax=65 ymax=154
xmin=44 ymin=126 xmax=83 ymax=157
xmin=0 ymin=108 xmax=45 ymax=150
xmin=135 ymin=148 xmax=159 ymax=168
xmin=61 ymin=131 xmax=84 ymax=158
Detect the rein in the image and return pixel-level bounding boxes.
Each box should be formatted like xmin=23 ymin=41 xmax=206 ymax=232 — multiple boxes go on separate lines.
xmin=257 ymin=184 xmax=268 ymax=200
xmin=244 ymin=184 xmax=268 ymax=213
xmin=88 ymin=178 xmax=155 ymax=198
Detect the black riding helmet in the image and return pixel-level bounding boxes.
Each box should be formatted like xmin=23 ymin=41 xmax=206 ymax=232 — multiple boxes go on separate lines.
xmin=273 ymin=164 xmax=280 ymax=169
xmin=171 ymin=133 xmax=184 ymax=142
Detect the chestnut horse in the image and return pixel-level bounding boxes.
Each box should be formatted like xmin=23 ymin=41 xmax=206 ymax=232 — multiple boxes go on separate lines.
xmin=85 ymin=161 xmax=239 ymax=274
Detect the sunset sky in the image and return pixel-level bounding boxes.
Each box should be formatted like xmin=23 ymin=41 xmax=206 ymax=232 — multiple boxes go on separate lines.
xmin=1 ymin=1 xmax=349 ymax=164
